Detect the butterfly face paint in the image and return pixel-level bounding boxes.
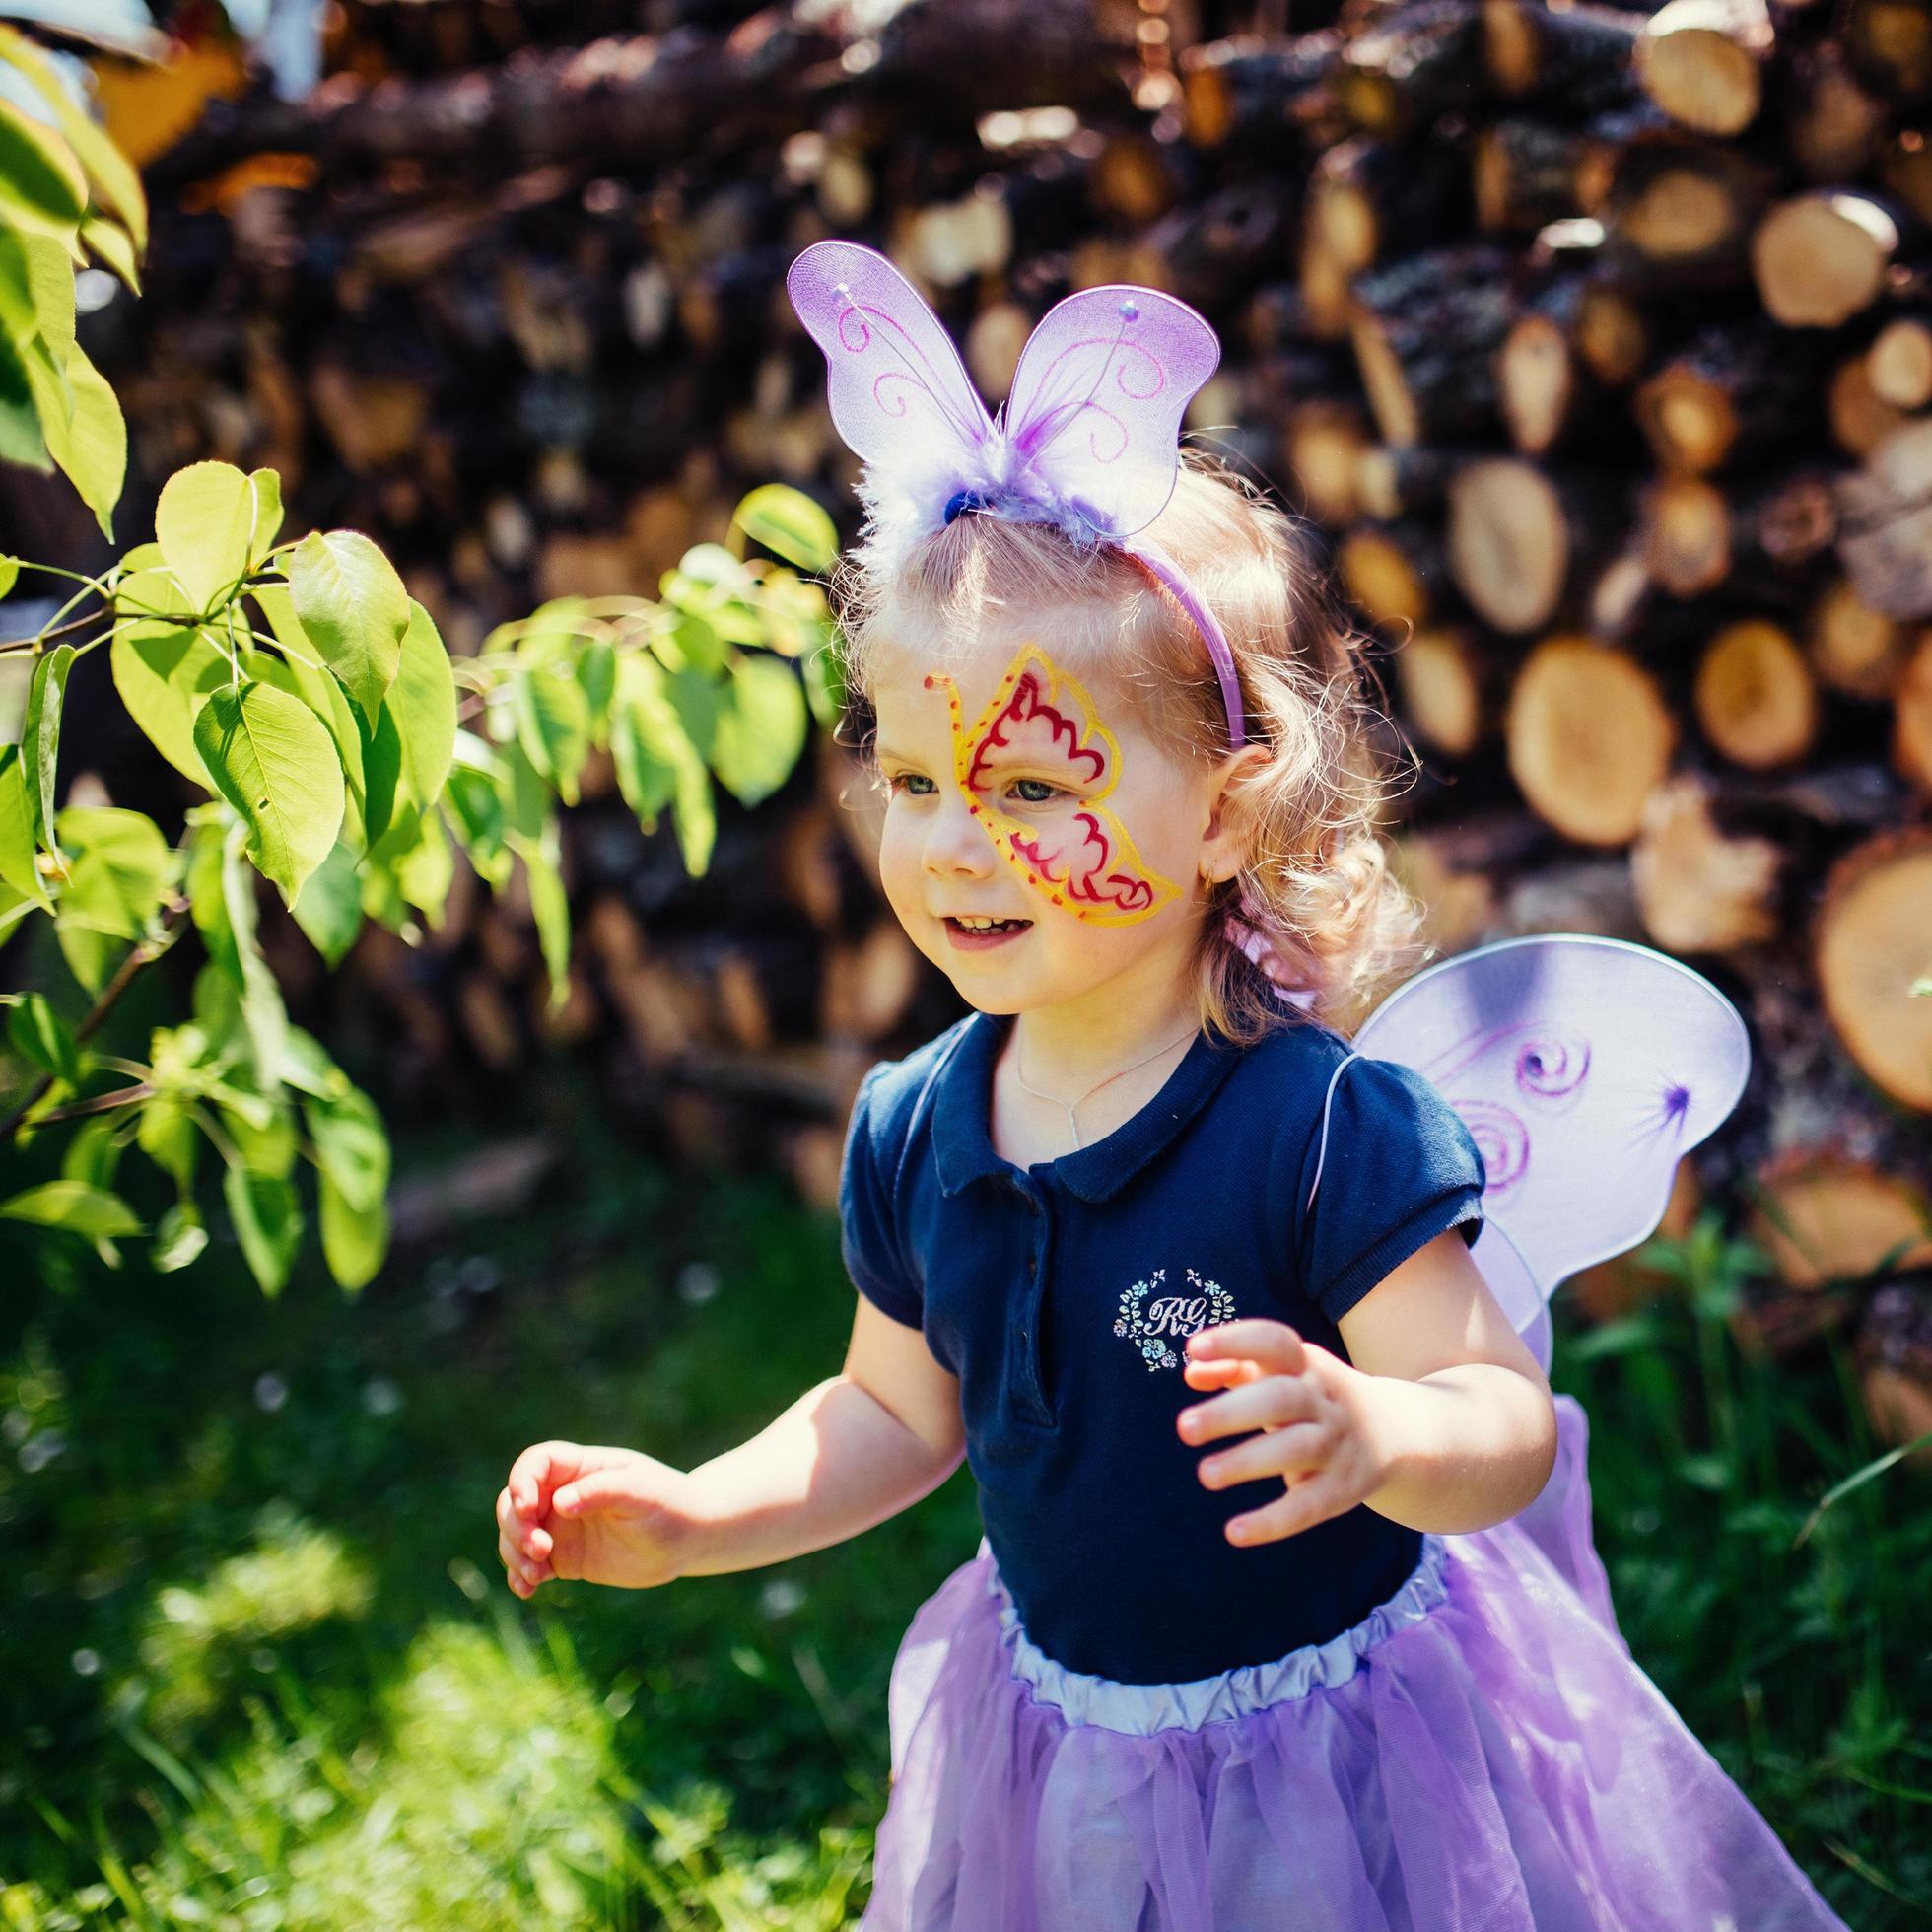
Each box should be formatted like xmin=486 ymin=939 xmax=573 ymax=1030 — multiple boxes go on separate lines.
xmin=924 ymin=643 xmax=1183 ymax=926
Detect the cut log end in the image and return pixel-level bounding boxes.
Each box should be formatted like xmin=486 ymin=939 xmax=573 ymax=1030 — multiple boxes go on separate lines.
xmin=1814 ymin=828 xmax=1932 ymax=1111
xmin=1506 ymin=637 xmax=1677 ymax=844
xmin=1694 ymin=619 xmax=1821 ymax=770
xmin=1447 ymin=457 xmax=1569 ymax=633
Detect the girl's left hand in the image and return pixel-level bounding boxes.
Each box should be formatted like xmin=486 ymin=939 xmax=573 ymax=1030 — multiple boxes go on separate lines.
xmin=1175 ymin=1319 xmax=1390 ymax=1547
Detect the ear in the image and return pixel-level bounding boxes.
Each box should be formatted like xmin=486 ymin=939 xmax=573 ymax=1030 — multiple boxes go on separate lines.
xmin=1197 ymin=743 xmax=1271 ymax=881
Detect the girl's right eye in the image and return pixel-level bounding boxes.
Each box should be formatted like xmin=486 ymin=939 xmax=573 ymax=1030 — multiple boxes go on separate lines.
xmin=885 ymin=772 xmax=935 ymax=797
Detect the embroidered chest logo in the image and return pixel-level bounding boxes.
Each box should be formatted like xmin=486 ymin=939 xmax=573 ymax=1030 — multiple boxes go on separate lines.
xmin=1114 ymin=1267 xmax=1237 ymax=1371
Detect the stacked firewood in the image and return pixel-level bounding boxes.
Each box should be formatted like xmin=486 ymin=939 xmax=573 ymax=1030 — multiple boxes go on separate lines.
xmin=77 ymin=0 xmax=1928 ymax=1426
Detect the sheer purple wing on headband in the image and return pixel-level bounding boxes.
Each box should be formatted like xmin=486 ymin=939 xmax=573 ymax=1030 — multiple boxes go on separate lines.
xmin=786 ymin=240 xmax=996 ymax=525
xmin=1352 ymin=935 xmax=1752 ymax=1372
xmin=1003 ymin=281 xmax=1221 ymax=541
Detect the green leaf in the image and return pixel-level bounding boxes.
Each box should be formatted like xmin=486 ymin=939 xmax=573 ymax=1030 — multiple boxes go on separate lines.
xmin=80 ymin=214 xmax=139 ymax=291
xmin=7 ymin=990 xmax=78 ymax=1083
xmin=710 ymin=656 xmax=807 ymax=807
xmin=20 ymin=641 xmax=72 ymax=851
xmin=512 ymin=661 xmax=591 ymax=807
xmin=304 ymin=1080 xmax=388 ymax=1213
xmin=287 ymin=838 xmax=365 ymax=967
xmin=223 ymin=1163 xmax=301 ymax=1298
xmin=0 ymin=555 xmax=15 ymax=595
xmin=136 ymin=1093 xmax=198 ymax=1189
xmin=151 ymin=1200 xmax=207 ymax=1272
xmin=0 ymin=1178 xmax=143 ymax=1239
xmin=220 ymin=815 xmax=289 ymax=1086
xmin=247 ymin=586 xmax=368 ymax=812
xmin=392 ymin=599 xmax=456 ymax=811
xmin=0 ymin=331 xmax=49 ymax=469
xmin=733 ymin=483 xmax=839 ymax=572
xmin=52 ymin=805 xmax=171 ymax=938
xmin=19 ymin=229 xmax=73 ymax=365
xmin=156 ymin=460 xmax=280 ymax=613
xmin=33 ymin=338 xmax=122 ymax=538
xmin=192 ymin=682 xmax=346 ymax=907
xmin=353 ymin=696 xmax=401 ymax=850
xmin=287 ymin=529 xmax=407 ymax=728
xmin=0 ymin=98 xmax=87 ymax=239
xmin=611 ymin=654 xmax=713 ymax=872
xmin=0 ymin=24 xmax=147 ymax=249
xmin=443 ymin=747 xmax=511 ymax=887
xmin=511 ymin=819 xmax=571 ymax=1012
xmin=393 ymin=801 xmax=451 ymax=927
xmin=318 ymin=1168 xmax=386 ymax=1292
xmin=0 ymin=743 xmax=53 ymax=911
xmin=60 ymin=1112 xmax=123 ymax=1189
xmin=109 ymin=618 xmax=229 ymax=788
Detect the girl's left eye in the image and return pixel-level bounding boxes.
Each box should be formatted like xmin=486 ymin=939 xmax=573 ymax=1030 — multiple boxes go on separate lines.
xmin=1010 ymin=779 xmax=1061 ymax=804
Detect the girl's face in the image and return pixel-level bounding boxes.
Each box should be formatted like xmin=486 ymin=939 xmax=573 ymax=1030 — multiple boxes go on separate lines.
xmin=868 ymin=623 xmax=1239 ymax=1017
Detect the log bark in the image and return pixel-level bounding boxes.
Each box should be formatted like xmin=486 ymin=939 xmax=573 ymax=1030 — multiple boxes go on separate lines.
xmin=1347 ymin=244 xmax=1518 ymax=447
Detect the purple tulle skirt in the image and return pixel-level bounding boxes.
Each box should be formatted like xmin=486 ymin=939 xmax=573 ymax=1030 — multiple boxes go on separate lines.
xmin=862 ymin=1397 xmax=1848 ymax=1930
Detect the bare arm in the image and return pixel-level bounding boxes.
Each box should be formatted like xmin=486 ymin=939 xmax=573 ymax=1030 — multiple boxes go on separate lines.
xmin=499 ymin=1293 xmax=966 ymax=1595
xmin=1340 ymin=1228 xmax=1557 ymax=1535
xmin=679 ymin=1297 xmax=966 ymax=1574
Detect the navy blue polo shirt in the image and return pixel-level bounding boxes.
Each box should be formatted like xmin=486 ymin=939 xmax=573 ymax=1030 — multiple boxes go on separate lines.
xmin=838 ymin=995 xmax=1488 ymax=1686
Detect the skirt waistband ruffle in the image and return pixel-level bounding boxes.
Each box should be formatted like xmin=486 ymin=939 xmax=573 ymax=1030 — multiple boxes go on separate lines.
xmin=978 ymin=1531 xmax=1451 ymax=1736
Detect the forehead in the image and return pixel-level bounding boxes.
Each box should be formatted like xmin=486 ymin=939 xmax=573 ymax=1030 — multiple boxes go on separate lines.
xmin=868 ymin=622 xmax=1143 ymax=743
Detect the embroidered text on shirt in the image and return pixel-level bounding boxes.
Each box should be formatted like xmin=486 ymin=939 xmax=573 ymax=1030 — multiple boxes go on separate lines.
xmin=1114 ymin=1267 xmax=1238 ymax=1371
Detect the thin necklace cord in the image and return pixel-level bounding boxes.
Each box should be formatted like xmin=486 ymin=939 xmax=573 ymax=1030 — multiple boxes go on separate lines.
xmin=1010 ymin=1023 xmax=1201 ymax=1150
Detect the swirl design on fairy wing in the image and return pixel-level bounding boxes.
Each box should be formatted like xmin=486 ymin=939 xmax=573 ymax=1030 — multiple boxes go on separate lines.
xmin=1350 ymin=933 xmax=1753 ymax=1363
xmin=1001 ymin=283 xmax=1221 ymax=540
xmin=785 ymin=240 xmax=994 ymax=488
xmin=925 ymin=643 xmax=1183 ymax=926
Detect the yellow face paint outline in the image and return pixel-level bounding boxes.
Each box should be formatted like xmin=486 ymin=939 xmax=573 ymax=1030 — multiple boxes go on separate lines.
xmin=923 ymin=642 xmax=1183 ymax=927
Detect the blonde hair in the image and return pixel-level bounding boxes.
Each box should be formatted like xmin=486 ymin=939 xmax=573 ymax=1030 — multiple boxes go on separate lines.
xmin=831 ymin=447 xmax=1429 ymax=1045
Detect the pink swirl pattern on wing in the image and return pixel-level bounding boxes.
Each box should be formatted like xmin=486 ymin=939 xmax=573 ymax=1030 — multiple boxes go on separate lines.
xmin=1452 ymin=1100 xmax=1530 ymax=1195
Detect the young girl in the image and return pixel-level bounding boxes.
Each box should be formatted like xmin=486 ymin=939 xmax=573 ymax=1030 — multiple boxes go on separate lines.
xmin=495 ymin=242 xmax=1848 ymax=1929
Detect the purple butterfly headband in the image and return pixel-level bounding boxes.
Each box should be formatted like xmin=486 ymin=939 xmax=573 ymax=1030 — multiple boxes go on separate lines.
xmin=785 ymin=240 xmax=1249 ymax=751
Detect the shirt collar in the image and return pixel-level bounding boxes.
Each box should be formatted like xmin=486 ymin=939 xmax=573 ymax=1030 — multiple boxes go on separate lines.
xmin=931 ymin=1007 xmax=1243 ymax=1203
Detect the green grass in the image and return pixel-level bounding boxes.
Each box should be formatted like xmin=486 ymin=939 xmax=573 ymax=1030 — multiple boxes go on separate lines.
xmin=0 ymin=1079 xmax=1923 ymax=1926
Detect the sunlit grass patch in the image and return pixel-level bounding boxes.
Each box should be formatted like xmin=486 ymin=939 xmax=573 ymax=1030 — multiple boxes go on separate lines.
xmin=119 ymin=1501 xmax=375 ymax=1739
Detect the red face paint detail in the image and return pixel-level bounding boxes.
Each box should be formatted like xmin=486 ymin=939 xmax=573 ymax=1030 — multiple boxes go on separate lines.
xmin=924 ymin=645 xmax=1182 ymax=928
xmin=963 ymin=666 xmax=1109 ymax=795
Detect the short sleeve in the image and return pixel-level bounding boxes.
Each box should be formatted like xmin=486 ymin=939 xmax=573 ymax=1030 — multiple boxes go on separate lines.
xmin=1294 ymin=1054 xmax=1486 ymax=1325
xmin=839 ymin=1062 xmax=925 ymax=1330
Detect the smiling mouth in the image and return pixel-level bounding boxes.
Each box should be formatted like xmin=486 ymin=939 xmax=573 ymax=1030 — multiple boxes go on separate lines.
xmin=942 ymin=915 xmax=1033 ymax=942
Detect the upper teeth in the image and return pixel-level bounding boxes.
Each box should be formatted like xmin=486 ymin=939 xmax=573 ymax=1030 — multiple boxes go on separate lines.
xmin=956 ymin=916 xmax=1007 ymax=929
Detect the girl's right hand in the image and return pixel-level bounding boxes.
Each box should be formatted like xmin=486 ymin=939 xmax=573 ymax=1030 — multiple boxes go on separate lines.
xmin=497 ymin=1441 xmax=702 ymax=1596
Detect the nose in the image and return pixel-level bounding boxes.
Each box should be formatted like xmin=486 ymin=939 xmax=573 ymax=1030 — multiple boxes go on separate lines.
xmin=922 ymin=787 xmax=995 ymax=879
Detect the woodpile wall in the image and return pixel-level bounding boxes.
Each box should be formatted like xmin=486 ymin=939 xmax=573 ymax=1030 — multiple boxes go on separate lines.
xmin=78 ymin=0 xmax=1932 ymax=1429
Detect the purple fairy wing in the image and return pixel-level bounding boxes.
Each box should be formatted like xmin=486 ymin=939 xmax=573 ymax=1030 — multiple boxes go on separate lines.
xmin=1001 ymin=282 xmax=1221 ymax=540
xmin=1352 ymin=934 xmax=1751 ymax=1371
xmin=786 ymin=241 xmax=994 ymax=529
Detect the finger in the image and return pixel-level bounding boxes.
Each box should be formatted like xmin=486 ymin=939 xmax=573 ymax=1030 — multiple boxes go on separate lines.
xmin=496 ymin=1492 xmax=539 ymax=1558
xmin=1180 ymin=1355 xmax=1249 ymax=1390
xmin=1197 ymin=1419 xmax=1330 ymax=1491
xmin=1186 ymin=1320 xmax=1305 ymax=1373
xmin=507 ymin=1442 xmax=568 ymax=1516
xmin=552 ymin=1469 xmax=634 ymax=1518
xmin=1224 ymin=1474 xmax=1346 ymax=1547
xmin=1176 ymin=1373 xmax=1317 ymax=1446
